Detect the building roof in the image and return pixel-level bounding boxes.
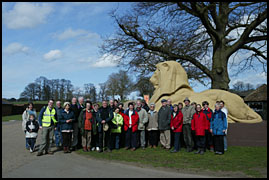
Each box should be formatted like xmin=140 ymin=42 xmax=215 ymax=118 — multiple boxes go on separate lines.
xmin=244 ymin=84 xmax=267 ymax=102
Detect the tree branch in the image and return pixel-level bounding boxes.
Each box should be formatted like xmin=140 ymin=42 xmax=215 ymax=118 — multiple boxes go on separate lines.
xmin=118 ymin=22 xmax=213 ymax=79
xmin=241 ymin=45 xmax=267 ymax=60
xmin=227 ymin=10 xmax=267 ymax=57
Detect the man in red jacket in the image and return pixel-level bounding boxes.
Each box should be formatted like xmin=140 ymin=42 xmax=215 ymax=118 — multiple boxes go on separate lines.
xmin=202 ymin=101 xmax=214 ymax=152
xmin=191 ymin=104 xmax=207 ymax=155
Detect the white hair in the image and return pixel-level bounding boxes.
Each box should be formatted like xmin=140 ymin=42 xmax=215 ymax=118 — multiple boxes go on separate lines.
xmin=78 ymin=97 xmax=84 ymax=101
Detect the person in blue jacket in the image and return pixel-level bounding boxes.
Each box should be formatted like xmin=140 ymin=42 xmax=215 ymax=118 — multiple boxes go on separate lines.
xmin=210 ymin=103 xmax=227 ymax=155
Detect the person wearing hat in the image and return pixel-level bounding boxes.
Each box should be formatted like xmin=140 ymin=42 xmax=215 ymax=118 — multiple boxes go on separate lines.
xmin=58 ymin=102 xmax=75 ymax=153
xmin=158 ymin=99 xmax=172 ymax=150
xmin=147 ymin=103 xmax=159 ymax=148
xmin=37 ymin=99 xmax=58 ymax=156
xmin=96 ymin=100 xmax=114 ymax=153
xmin=181 ymin=97 xmax=196 ymax=152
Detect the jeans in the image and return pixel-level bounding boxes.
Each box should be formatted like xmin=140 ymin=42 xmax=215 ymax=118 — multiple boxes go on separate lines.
xmin=54 ymin=127 xmax=63 ymax=147
xmin=24 ymin=131 xmax=29 ymax=149
xmin=174 ymin=132 xmax=182 ymax=151
xmin=111 ymin=133 xmax=120 ymax=149
xmin=26 ymin=138 xmax=36 ymax=150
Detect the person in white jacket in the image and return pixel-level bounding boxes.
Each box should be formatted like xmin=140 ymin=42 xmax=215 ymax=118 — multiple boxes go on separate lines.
xmin=22 ymin=102 xmax=37 ymax=150
xmin=25 ymin=114 xmax=39 ymax=153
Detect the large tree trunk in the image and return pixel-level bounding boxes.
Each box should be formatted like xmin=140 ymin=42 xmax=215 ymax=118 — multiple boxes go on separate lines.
xmin=211 ymin=47 xmax=230 ymax=90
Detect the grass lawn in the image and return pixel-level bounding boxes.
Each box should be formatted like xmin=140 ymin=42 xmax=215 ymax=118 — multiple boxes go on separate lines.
xmin=2 ymin=112 xmax=40 ymax=121
xmin=76 ymin=146 xmax=267 ymax=178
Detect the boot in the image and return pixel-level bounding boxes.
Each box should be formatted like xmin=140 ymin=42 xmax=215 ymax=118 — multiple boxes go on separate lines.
xmin=83 ymin=147 xmax=87 ymax=152
xmin=63 ymin=147 xmax=68 ymax=153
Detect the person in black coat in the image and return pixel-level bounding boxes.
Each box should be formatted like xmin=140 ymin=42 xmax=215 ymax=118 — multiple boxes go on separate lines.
xmin=96 ymin=100 xmax=114 ymax=153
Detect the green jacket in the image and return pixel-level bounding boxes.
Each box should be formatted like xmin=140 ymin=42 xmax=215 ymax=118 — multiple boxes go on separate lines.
xmin=111 ymin=112 xmax=123 ymax=133
xmin=182 ymin=105 xmax=196 ymax=124
xmin=78 ymin=109 xmax=97 ymax=135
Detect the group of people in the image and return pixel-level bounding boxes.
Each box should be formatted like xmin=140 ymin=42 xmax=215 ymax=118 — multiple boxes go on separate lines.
xmin=22 ymin=96 xmax=228 ymax=156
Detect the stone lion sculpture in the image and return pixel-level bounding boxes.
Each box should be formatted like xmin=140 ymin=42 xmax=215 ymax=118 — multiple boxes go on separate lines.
xmin=149 ymin=61 xmax=262 ymax=123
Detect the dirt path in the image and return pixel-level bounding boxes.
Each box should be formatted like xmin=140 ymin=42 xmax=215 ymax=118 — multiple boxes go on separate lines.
xmin=2 ymin=120 xmax=223 ymax=178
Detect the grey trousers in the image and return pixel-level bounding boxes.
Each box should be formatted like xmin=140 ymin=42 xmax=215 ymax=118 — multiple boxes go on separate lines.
xmin=38 ymin=126 xmax=55 ymax=153
xmin=71 ymin=122 xmax=79 ymax=147
xmin=139 ymin=130 xmax=146 ymax=147
xmin=183 ymin=124 xmax=193 ymax=149
xmin=160 ymin=130 xmax=171 ymax=149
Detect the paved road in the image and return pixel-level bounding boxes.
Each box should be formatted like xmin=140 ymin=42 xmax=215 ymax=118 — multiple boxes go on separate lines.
xmin=3 ymin=120 xmax=222 ymax=178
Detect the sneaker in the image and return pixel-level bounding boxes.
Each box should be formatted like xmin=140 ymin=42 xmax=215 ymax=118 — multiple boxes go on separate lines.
xmin=96 ymin=147 xmax=100 ymax=151
xmin=200 ymin=150 xmax=204 ymax=155
xmin=131 ymin=148 xmax=136 ymax=151
xmin=30 ymin=148 xmax=33 ymax=153
xmin=170 ymin=149 xmax=178 ymax=153
xmin=91 ymin=147 xmax=96 ymax=151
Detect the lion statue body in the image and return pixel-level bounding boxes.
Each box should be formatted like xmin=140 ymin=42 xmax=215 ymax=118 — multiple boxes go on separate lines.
xmin=149 ymin=61 xmax=262 ymax=123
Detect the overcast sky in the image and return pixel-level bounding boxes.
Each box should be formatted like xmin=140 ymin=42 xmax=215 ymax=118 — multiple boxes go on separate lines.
xmin=2 ymin=2 xmax=267 ymax=99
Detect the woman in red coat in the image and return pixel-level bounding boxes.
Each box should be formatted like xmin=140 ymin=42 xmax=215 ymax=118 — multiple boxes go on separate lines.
xmin=123 ymin=102 xmax=139 ymax=151
xmin=170 ymin=104 xmax=183 ymax=153
xmin=191 ymin=104 xmax=207 ymax=155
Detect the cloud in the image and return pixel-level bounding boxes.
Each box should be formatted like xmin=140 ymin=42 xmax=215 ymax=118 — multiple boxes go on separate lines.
xmin=43 ymin=49 xmax=62 ymax=61
xmin=55 ymin=28 xmax=88 ymax=40
xmin=3 ymin=2 xmax=53 ymax=29
xmin=91 ymin=54 xmax=120 ymax=68
xmin=3 ymin=42 xmax=30 ymax=55
xmin=54 ymin=28 xmax=101 ymax=42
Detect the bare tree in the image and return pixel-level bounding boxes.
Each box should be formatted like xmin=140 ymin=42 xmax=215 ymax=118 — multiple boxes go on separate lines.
xmin=135 ymin=75 xmax=155 ymax=97
xmin=98 ymin=82 xmax=108 ymax=101
xmin=101 ymin=2 xmax=267 ymax=90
